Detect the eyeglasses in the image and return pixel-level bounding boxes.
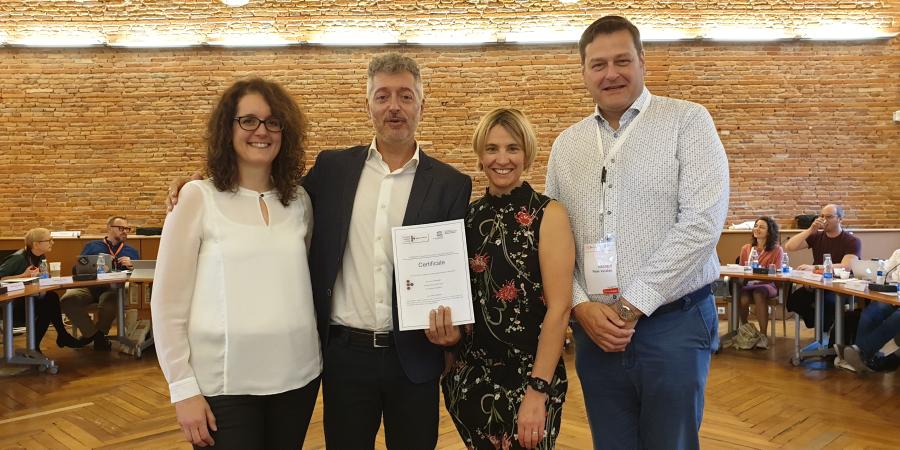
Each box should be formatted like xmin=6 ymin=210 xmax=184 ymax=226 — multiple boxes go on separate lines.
xmin=234 ymin=116 xmax=284 ymax=132
xmin=819 ymin=214 xmax=837 ymax=220
xmin=37 ymin=239 xmax=54 ymax=244
xmin=110 ymin=225 xmax=132 ymax=232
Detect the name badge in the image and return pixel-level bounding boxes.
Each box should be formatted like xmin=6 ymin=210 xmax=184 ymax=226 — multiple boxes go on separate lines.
xmin=583 ymin=240 xmax=619 ymax=296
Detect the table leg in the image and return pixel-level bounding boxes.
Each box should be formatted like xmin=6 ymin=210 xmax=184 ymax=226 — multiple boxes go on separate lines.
xmin=3 ymin=296 xmax=58 ymax=373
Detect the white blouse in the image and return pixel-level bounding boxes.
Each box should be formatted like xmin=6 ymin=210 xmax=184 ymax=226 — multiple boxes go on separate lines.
xmin=152 ymin=179 xmax=321 ymax=403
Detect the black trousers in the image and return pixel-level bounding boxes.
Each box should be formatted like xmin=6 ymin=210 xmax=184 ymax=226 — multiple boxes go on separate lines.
xmin=787 ymin=287 xmax=836 ymax=329
xmin=787 ymin=287 xmax=860 ymax=344
xmin=323 ymin=327 xmax=439 ymax=450
xmin=198 ymin=377 xmax=320 ymax=450
xmin=23 ymin=291 xmax=71 ymax=350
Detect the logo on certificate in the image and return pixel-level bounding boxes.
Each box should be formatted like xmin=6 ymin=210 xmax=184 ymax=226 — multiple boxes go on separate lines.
xmin=405 ymin=280 xmax=414 ymax=290
xmin=402 ymin=232 xmax=430 ymax=244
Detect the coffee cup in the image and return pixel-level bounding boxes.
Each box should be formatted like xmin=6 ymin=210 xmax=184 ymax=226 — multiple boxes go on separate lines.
xmin=49 ymin=261 xmax=61 ymax=278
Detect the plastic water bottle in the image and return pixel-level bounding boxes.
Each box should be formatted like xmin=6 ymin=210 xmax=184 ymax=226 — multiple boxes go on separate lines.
xmin=39 ymin=260 xmax=50 ymax=279
xmin=96 ymin=254 xmax=107 ymax=274
xmin=782 ymin=253 xmax=791 ymax=274
xmin=875 ymin=260 xmax=886 ymax=285
xmin=822 ymin=254 xmax=834 ymax=285
xmin=749 ymin=247 xmax=760 ymax=269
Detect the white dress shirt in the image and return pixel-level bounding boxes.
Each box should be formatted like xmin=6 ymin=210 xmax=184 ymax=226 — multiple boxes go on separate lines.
xmin=546 ymin=88 xmax=730 ymax=315
xmin=152 ymin=179 xmax=321 ymax=403
xmin=331 ymin=140 xmax=420 ymax=331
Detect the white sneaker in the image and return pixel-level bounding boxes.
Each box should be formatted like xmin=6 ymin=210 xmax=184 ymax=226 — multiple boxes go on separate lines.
xmin=834 ymin=356 xmax=857 ymax=373
xmin=755 ymin=334 xmax=769 ymax=349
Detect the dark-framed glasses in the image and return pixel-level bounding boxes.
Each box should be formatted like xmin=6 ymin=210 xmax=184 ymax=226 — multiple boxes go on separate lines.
xmin=234 ymin=116 xmax=284 ymax=132
xmin=37 ymin=239 xmax=54 ymax=244
xmin=110 ymin=225 xmax=132 ymax=232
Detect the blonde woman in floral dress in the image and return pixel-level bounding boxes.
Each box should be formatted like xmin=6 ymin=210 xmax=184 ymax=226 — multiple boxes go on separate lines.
xmin=439 ymin=108 xmax=575 ymax=449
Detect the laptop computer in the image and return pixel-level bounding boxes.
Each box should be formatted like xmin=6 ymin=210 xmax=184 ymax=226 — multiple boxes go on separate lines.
xmin=74 ymin=253 xmax=113 ymax=275
xmin=130 ymin=260 xmax=156 ymax=280
xmin=850 ymin=259 xmax=882 ymax=282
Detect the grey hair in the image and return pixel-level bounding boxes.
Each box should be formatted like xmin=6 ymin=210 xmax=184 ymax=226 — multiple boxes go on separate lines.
xmin=366 ymin=53 xmax=424 ymax=100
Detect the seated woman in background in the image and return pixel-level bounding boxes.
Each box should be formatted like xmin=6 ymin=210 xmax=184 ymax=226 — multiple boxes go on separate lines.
xmin=152 ymin=78 xmax=320 ymax=449
xmin=0 ymin=228 xmax=84 ymax=352
xmin=435 ymin=108 xmax=575 ymax=449
xmin=737 ymin=216 xmax=784 ymax=349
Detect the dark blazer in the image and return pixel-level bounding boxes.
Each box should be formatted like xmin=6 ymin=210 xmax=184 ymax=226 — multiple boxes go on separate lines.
xmin=303 ymin=145 xmax=472 ymax=384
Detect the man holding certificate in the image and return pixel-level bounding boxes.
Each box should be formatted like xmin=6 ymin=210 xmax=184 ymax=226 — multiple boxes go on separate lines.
xmin=302 ymin=53 xmax=472 ymax=449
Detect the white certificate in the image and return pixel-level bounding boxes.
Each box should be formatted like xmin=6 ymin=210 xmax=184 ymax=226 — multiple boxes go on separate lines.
xmin=391 ymin=219 xmax=475 ymax=331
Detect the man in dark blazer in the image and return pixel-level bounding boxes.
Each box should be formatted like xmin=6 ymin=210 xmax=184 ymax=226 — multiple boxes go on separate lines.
xmin=303 ymin=53 xmax=472 ymax=449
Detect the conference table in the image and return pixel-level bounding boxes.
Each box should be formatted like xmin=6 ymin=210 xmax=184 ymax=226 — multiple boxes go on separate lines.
xmin=720 ymin=268 xmax=899 ymax=367
xmin=0 ymin=274 xmax=152 ymax=373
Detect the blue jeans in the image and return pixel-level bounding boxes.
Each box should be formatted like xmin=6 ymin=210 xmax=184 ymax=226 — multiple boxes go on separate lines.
xmin=573 ymin=289 xmax=718 ymax=450
xmin=856 ymin=302 xmax=900 ymax=359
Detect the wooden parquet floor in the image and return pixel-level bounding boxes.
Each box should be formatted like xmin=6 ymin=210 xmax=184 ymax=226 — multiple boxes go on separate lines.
xmin=1 ymin=321 xmax=898 ymax=449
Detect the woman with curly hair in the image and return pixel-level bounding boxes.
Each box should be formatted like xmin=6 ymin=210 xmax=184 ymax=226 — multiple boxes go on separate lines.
xmin=152 ymin=78 xmax=320 ymax=448
xmin=737 ymin=216 xmax=784 ymax=349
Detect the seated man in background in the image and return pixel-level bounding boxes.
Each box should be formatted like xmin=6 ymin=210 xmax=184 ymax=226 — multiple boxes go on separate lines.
xmin=60 ymin=216 xmax=139 ymax=350
xmin=843 ymin=248 xmax=900 ymax=372
xmin=784 ymin=204 xmax=861 ymax=333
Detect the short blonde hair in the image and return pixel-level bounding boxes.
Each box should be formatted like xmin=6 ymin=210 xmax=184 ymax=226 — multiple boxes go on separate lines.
xmin=472 ymin=108 xmax=538 ymax=171
xmin=24 ymin=228 xmax=50 ymax=250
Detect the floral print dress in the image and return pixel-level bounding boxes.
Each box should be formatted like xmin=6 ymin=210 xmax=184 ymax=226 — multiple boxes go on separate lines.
xmin=442 ymin=182 xmax=567 ymax=450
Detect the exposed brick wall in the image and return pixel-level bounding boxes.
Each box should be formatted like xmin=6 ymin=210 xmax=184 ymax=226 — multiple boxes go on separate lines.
xmin=0 ymin=1 xmax=898 ymax=234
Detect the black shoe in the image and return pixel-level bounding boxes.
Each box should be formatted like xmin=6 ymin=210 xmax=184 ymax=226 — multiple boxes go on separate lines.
xmin=57 ymin=332 xmax=88 ymax=349
xmin=93 ymin=333 xmax=112 ymax=352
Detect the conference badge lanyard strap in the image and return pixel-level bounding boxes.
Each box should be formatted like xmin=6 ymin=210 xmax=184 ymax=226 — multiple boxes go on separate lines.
xmin=584 ymin=93 xmax=652 ymax=297
xmin=104 ymin=239 xmax=124 ymax=270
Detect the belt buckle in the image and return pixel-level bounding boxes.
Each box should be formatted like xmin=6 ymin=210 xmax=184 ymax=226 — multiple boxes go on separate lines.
xmin=373 ymin=332 xmax=388 ymax=348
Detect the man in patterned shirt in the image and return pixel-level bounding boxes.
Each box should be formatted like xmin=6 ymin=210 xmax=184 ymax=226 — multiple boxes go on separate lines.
xmin=545 ymin=15 xmax=729 ymax=450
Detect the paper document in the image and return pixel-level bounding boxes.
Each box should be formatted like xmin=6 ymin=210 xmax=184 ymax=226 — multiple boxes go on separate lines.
xmin=0 ymin=282 xmax=25 ymax=292
xmin=391 ymin=219 xmax=474 ymax=331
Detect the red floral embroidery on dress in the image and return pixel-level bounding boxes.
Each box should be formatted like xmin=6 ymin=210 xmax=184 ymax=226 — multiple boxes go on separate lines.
xmin=515 ymin=207 xmax=534 ymax=227
xmin=495 ymin=280 xmax=519 ymax=302
xmin=470 ymin=253 xmax=489 ymax=273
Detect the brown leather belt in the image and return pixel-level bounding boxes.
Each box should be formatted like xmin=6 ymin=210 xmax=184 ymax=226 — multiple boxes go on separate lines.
xmin=330 ymin=325 xmax=394 ymax=348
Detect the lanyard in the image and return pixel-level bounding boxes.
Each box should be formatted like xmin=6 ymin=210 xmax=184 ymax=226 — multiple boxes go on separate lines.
xmin=595 ymin=93 xmax=653 ymax=232
xmin=594 ymin=92 xmax=653 ymax=171
xmin=104 ymin=238 xmax=124 ymax=269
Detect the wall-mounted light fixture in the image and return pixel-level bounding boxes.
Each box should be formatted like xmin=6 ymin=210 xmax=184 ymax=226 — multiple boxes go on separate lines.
xmin=1 ymin=21 xmax=894 ymax=48
xmin=800 ymin=22 xmax=895 ymax=40
xmin=703 ymin=26 xmax=788 ymax=41
xmin=308 ymin=28 xmax=398 ymax=46
xmin=221 ymin=0 xmax=250 ymax=6
xmin=9 ymin=30 xmax=105 ymax=47
xmin=408 ymin=30 xmax=496 ymax=45
xmin=207 ymin=33 xmax=295 ymax=47
xmin=110 ymin=32 xmax=203 ymax=48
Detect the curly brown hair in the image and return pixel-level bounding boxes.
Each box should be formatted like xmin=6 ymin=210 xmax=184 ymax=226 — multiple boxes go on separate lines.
xmin=206 ymin=78 xmax=306 ymax=207
xmin=750 ymin=216 xmax=780 ymax=252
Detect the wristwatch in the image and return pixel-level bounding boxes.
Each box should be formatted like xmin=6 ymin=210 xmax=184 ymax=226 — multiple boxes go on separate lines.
xmin=527 ymin=376 xmax=551 ymax=395
xmin=612 ymin=300 xmax=640 ymax=322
